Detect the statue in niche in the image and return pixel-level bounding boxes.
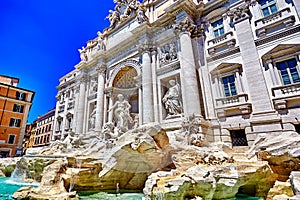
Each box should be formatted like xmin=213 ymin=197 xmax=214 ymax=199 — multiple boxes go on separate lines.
xmin=78 ymin=46 xmax=88 ymax=61
xmin=162 ymin=79 xmax=183 ymax=118
xmin=136 ymin=2 xmax=148 ymax=23
xmin=89 ymin=106 xmax=96 ymax=130
xmin=106 ymin=9 xmax=120 ymax=30
xmin=97 ymin=31 xmax=105 ymax=51
xmin=108 ymin=94 xmax=133 ymax=132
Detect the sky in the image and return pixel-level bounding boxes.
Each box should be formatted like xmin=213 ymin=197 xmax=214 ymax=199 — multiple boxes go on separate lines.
xmin=0 ymin=0 xmax=115 ymax=123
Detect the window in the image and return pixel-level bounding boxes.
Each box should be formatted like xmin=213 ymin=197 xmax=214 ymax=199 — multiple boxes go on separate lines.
xmin=13 ymin=104 xmax=24 ymax=113
xmin=259 ymin=0 xmax=278 ymax=17
xmin=16 ymin=91 xmax=26 ymax=101
xmin=276 ymin=58 xmax=300 ymax=85
xmin=212 ymin=19 xmax=225 ymax=38
xmin=8 ymin=135 xmax=16 ymax=144
xmin=222 ymin=75 xmax=237 ymax=97
xmin=230 ymin=129 xmax=248 ymax=146
xmin=9 ymin=118 xmax=21 ymax=127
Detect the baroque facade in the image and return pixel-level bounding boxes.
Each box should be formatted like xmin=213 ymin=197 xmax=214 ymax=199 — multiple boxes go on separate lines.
xmin=53 ymin=0 xmax=300 ymax=148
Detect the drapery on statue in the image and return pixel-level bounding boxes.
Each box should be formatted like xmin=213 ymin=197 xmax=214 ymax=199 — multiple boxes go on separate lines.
xmin=89 ymin=106 xmax=96 ymax=130
xmin=106 ymin=9 xmax=120 ymax=29
xmin=136 ymin=2 xmax=148 ymax=23
xmin=97 ymin=31 xmax=105 ymax=51
xmin=78 ymin=46 xmax=88 ymax=61
xmin=162 ymin=79 xmax=183 ymax=118
xmin=108 ymin=94 xmax=133 ymax=131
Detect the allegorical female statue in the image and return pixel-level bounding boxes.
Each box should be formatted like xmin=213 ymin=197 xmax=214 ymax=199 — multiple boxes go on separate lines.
xmin=162 ymin=79 xmax=183 ymax=118
xmin=108 ymin=94 xmax=133 ymax=131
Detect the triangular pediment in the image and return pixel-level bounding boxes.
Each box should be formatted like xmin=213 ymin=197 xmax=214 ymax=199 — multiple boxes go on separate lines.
xmin=211 ymin=63 xmax=242 ymax=75
xmin=262 ymin=44 xmax=300 ymax=61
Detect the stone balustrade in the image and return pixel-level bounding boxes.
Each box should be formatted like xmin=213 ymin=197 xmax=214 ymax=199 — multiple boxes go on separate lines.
xmin=207 ymin=32 xmax=236 ymax=55
xmin=255 ymin=7 xmax=295 ymax=37
xmin=215 ymin=94 xmax=251 ymax=117
xmin=272 ymin=82 xmax=300 ymax=98
xmin=216 ymin=93 xmax=248 ymax=107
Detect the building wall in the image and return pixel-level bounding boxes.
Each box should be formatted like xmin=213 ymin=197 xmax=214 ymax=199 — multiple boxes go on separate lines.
xmin=0 ymin=76 xmax=34 ymax=157
xmin=53 ymin=0 xmax=300 ymax=148
xmin=33 ymin=109 xmax=55 ymax=147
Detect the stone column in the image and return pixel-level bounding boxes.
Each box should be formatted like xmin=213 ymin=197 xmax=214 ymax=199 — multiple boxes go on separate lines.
xmin=174 ymin=19 xmax=201 ymax=116
xmin=228 ymin=4 xmax=273 ymax=113
xmin=151 ymin=49 xmax=159 ymax=122
xmin=95 ymin=64 xmax=106 ymax=132
xmin=141 ymin=45 xmax=154 ymax=124
xmin=76 ymin=73 xmax=87 ymax=134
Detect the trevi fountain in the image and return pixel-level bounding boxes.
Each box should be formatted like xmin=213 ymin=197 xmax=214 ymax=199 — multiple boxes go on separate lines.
xmin=1 ymin=0 xmax=300 ymax=199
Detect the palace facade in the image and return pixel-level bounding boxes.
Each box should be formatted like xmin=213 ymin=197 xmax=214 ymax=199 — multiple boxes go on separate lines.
xmin=0 ymin=75 xmax=34 ymax=157
xmin=53 ymin=0 xmax=300 ymax=148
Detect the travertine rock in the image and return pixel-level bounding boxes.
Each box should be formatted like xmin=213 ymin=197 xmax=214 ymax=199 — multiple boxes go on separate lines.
xmin=13 ymin=159 xmax=78 ymax=200
xmin=266 ymin=180 xmax=294 ymax=200
xmin=144 ymin=161 xmax=276 ymax=200
xmin=290 ymin=171 xmax=300 ymax=195
xmin=248 ymin=131 xmax=300 ymax=181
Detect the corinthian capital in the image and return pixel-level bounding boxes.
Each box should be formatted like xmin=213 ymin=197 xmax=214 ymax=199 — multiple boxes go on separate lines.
xmin=227 ymin=3 xmax=250 ymax=24
xmin=79 ymin=73 xmax=88 ymax=83
xmin=174 ymin=18 xmax=202 ymax=38
xmin=96 ymin=63 xmax=106 ymax=75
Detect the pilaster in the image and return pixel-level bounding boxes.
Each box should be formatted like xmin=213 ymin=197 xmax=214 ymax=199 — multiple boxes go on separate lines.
xmin=76 ymin=73 xmax=88 ymax=134
xmin=140 ymin=43 xmax=154 ymax=124
xmin=95 ymin=63 xmax=106 ymax=132
xmin=174 ymin=18 xmax=201 ymax=116
xmin=228 ymin=4 xmax=273 ymax=113
xmin=293 ymin=0 xmax=300 ymax=18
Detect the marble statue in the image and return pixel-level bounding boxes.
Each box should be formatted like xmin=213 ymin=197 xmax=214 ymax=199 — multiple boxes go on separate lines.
xmin=136 ymin=2 xmax=148 ymax=23
xmin=78 ymin=46 xmax=88 ymax=61
xmin=108 ymin=94 xmax=133 ymax=131
xmin=97 ymin=31 xmax=105 ymax=51
xmin=89 ymin=107 xmax=96 ymax=130
xmin=106 ymin=9 xmax=120 ymax=29
xmin=162 ymin=79 xmax=183 ymax=118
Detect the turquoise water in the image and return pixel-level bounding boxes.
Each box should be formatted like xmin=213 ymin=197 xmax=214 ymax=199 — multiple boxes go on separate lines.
xmin=78 ymin=191 xmax=144 ymax=200
xmin=0 ymin=177 xmax=263 ymax=200
xmin=0 ymin=177 xmax=39 ymax=200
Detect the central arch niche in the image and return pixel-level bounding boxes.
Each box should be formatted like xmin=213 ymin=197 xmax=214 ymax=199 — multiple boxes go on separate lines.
xmin=112 ymin=66 xmax=138 ymax=114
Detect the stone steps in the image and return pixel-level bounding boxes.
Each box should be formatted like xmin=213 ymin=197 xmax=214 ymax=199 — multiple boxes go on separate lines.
xmin=232 ymin=146 xmax=257 ymax=162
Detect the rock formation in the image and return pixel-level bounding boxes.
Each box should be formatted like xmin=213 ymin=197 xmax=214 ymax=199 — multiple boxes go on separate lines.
xmin=12 ymin=128 xmax=300 ymax=199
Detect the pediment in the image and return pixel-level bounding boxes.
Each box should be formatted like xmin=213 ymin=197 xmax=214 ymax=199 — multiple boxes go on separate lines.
xmin=262 ymin=44 xmax=300 ymax=61
xmin=205 ymin=7 xmax=228 ymax=22
xmin=211 ymin=63 xmax=242 ymax=75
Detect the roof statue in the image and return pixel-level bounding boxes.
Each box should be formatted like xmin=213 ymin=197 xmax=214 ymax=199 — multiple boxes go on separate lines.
xmin=106 ymin=0 xmax=148 ymax=30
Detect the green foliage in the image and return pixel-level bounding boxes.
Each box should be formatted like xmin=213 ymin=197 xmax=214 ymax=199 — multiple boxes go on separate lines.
xmin=0 ymin=165 xmax=15 ymax=177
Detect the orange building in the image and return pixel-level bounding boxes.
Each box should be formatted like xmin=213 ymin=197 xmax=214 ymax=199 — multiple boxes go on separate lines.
xmin=0 ymin=75 xmax=34 ymax=157
xmin=23 ymin=121 xmax=37 ymax=155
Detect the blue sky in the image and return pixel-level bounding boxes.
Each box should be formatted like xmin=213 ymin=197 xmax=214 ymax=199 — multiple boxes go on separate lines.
xmin=0 ymin=0 xmax=115 ymax=123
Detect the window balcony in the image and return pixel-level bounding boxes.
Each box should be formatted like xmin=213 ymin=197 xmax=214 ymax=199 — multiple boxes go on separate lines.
xmin=255 ymin=7 xmax=295 ymax=37
xmin=207 ymin=32 xmax=236 ymax=55
xmin=271 ymin=82 xmax=300 ymax=109
xmin=215 ymin=94 xmax=252 ymax=117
